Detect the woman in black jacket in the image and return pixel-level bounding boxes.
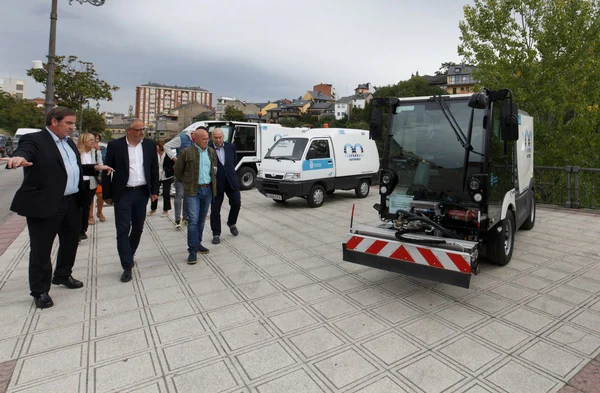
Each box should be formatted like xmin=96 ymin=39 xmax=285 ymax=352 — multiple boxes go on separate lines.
xmin=148 ymin=140 xmax=174 ymax=216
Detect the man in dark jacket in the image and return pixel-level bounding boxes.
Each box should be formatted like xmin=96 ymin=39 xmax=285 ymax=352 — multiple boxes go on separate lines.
xmin=1 ymin=107 xmax=113 ymax=308
xmin=209 ymin=128 xmax=241 ymax=244
xmin=102 ymin=119 xmax=159 ymax=283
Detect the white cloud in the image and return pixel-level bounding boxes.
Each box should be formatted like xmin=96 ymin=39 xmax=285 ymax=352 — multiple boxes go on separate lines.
xmin=0 ymin=0 xmax=470 ymax=113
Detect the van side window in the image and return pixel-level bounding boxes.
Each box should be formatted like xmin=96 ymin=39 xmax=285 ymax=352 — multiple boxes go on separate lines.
xmin=307 ymin=140 xmax=330 ymax=160
xmin=233 ymin=126 xmax=256 ymax=152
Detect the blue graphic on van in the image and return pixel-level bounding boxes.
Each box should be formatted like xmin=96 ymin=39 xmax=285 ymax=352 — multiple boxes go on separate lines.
xmin=262 ymin=125 xmax=268 ymax=130
xmin=302 ymin=158 xmax=334 ymax=171
xmin=343 ymin=143 xmax=364 ymax=161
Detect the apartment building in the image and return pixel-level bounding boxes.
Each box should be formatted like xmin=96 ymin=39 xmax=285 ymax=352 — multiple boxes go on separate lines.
xmin=135 ymin=82 xmax=212 ymax=125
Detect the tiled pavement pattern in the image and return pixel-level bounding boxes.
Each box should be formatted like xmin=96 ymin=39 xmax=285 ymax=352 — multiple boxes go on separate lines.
xmin=0 ymin=189 xmax=600 ymax=393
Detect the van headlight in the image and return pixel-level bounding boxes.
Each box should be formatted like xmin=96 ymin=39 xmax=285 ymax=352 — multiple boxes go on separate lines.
xmin=284 ymin=173 xmax=300 ymax=179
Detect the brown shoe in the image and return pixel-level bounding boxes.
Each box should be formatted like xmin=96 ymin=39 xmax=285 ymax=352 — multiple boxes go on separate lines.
xmin=88 ymin=218 xmax=95 ymax=225
xmin=97 ymin=213 xmax=105 ymax=222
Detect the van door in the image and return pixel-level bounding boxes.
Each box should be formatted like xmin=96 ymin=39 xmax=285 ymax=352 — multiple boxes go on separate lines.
xmin=231 ymin=125 xmax=258 ymax=163
xmin=302 ymin=138 xmax=335 ymax=181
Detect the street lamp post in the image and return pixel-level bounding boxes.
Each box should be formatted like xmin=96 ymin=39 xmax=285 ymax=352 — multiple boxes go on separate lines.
xmin=42 ymin=0 xmax=106 ymax=120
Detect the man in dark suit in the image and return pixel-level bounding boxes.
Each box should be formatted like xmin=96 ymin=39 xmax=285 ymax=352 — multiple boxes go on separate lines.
xmin=209 ymin=128 xmax=241 ymax=244
xmin=1 ymin=107 xmax=113 ymax=308
xmin=102 ymin=119 xmax=159 ymax=282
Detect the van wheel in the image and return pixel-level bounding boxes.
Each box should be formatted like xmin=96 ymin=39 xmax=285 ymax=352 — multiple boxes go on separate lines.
xmin=238 ymin=167 xmax=256 ymax=190
xmin=487 ymin=210 xmax=515 ymax=266
xmin=355 ymin=179 xmax=370 ymax=198
xmin=521 ymin=193 xmax=536 ymax=230
xmin=307 ymin=185 xmax=325 ymax=208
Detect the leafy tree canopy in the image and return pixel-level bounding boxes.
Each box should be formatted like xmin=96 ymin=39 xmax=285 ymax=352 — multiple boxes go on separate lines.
xmin=223 ymin=105 xmax=245 ymax=121
xmin=459 ymin=0 xmax=600 ymax=166
xmin=0 ymin=92 xmax=44 ymax=133
xmin=374 ymin=75 xmax=446 ymax=99
xmin=27 ymin=55 xmax=119 ymax=111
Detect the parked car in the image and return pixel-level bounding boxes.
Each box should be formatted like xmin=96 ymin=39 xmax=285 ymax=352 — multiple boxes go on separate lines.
xmin=0 ymin=135 xmax=14 ymax=158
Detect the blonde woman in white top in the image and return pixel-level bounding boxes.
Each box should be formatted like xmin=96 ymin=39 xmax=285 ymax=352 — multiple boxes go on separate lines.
xmin=77 ymin=133 xmax=102 ymax=240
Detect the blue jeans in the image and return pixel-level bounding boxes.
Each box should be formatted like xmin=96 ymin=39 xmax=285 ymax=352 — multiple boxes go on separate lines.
xmin=185 ymin=187 xmax=212 ymax=251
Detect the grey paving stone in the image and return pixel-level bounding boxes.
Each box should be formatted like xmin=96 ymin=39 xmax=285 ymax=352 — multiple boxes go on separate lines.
xmin=261 ymin=263 xmax=299 ymax=278
xmin=361 ymin=332 xmax=421 ymax=366
xmin=435 ymin=304 xmax=488 ymax=329
xmin=347 ymin=287 xmax=393 ymax=307
xmin=256 ymin=368 xmax=325 ymax=393
xmin=94 ymin=310 xmax=145 ymax=338
xmin=545 ymin=285 xmax=593 ymax=305
xmin=438 ymin=337 xmax=504 ymax=373
xmin=472 ymin=320 xmax=533 ymax=351
xmin=404 ymin=290 xmax=452 ymax=311
xmin=501 ymin=307 xmax=556 ymax=333
xmin=489 ymin=283 xmax=536 ymax=302
xmin=0 ymin=337 xmax=21 ymax=363
xmin=310 ymin=296 xmax=358 ymax=320
xmin=94 ymin=294 xmax=141 ymax=317
xmin=401 ymin=316 xmax=457 ymax=346
xmin=9 ymin=372 xmax=83 ymax=393
xmin=397 ymin=354 xmax=465 ymax=393
xmin=252 ymin=293 xmax=297 ymax=315
xmin=220 ymin=321 xmax=274 ymax=351
xmin=276 ymin=273 xmax=316 ymax=290
xmin=314 ymin=349 xmax=379 ymax=389
xmin=546 ymin=324 xmax=600 ymax=356
xmin=351 ymin=376 xmax=409 ymax=393
xmin=484 ymin=359 xmax=560 ymax=393
xmin=144 ymin=285 xmax=188 ymax=306
xmin=171 ymin=361 xmax=238 ymax=393
xmin=526 ymin=295 xmax=575 ymax=318
xmin=268 ymin=308 xmax=320 ymax=334
xmin=531 ymin=267 xmax=570 ymax=282
xmin=306 ymin=265 xmax=348 ymax=281
xmin=512 ymin=274 xmax=554 ymax=291
xmin=237 ymin=280 xmax=281 ymax=300
xmin=93 ymin=352 xmax=158 ymax=392
xmin=149 ymin=299 xmax=197 ymax=324
xmin=25 ymin=323 xmax=85 ymax=355
xmin=292 ymin=284 xmax=334 ymax=303
xmin=93 ymin=328 xmax=151 ymax=364
xmin=569 ymin=309 xmax=600 ymax=333
xmin=196 ymin=289 xmax=241 ymax=311
xmin=154 ymin=315 xmax=206 ymax=345
xmin=371 ymin=301 xmax=420 ymax=325
xmin=207 ymin=304 xmax=256 ymax=329
xmin=334 ymin=312 xmax=386 ymax=340
xmin=162 ymin=335 xmax=220 ymax=371
xmin=464 ymin=293 xmax=514 ymax=315
xmin=326 ymin=276 xmax=367 ymax=292
xmin=518 ymin=340 xmax=585 ymax=379
xmin=236 ymin=342 xmax=296 ymax=380
xmin=187 ymin=277 xmax=229 ymax=296
xmin=14 ymin=344 xmax=85 ymax=386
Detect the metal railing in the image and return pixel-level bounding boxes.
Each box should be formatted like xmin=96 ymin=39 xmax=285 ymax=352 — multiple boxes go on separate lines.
xmin=534 ymin=166 xmax=600 ymax=209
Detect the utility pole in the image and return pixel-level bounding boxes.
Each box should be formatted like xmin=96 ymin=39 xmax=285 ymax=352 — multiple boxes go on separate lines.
xmin=44 ymin=0 xmax=58 ymax=120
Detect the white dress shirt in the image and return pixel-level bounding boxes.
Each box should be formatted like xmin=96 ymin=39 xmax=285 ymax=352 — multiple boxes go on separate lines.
xmin=126 ymin=138 xmax=146 ymax=187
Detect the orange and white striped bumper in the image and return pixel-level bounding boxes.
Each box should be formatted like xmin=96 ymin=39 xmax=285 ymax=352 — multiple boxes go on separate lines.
xmin=342 ymin=233 xmax=475 ymax=288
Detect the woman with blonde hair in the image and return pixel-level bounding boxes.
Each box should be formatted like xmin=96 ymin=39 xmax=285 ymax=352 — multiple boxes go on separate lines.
xmin=77 ymin=133 xmax=103 ymax=241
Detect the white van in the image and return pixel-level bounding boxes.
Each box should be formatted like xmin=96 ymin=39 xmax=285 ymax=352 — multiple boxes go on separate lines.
xmin=181 ymin=121 xmax=308 ymax=189
xmin=256 ymin=128 xmax=380 ymax=207
xmin=13 ymin=128 xmax=41 ymax=147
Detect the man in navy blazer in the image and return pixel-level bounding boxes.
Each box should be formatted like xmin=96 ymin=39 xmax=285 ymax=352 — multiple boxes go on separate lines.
xmin=102 ymin=119 xmax=159 ymax=282
xmin=209 ymin=128 xmax=241 ymax=244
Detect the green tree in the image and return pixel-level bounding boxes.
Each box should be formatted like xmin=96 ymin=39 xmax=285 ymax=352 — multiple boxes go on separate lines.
xmin=27 ymin=55 xmax=119 ymax=112
xmin=458 ymin=0 xmax=600 ymax=167
xmin=0 ymin=92 xmax=44 ymax=133
xmin=81 ymin=108 xmax=106 ymax=133
xmin=374 ymin=75 xmax=446 ymax=99
xmin=223 ymin=105 xmax=245 ymax=121
xmin=101 ymin=130 xmax=113 ymax=141
xmin=435 ymin=61 xmax=459 ymax=76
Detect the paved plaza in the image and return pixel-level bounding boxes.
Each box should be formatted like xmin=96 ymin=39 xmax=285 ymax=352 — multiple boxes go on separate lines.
xmin=0 ymin=188 xmax=599 ymax=393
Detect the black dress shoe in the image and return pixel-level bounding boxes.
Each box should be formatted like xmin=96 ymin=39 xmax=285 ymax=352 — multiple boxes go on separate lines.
xmin=52 ymin=275 xmax=84 ymax=289
xmin=120 ymin=269 xmax=132 ymax=282
xmin=33 ymin=293 xmax=54 ymax=309
xmin=229 ymin=225 xmax=238 ymax=236
xmin=79 ymin=233 xmax=88 ymax=240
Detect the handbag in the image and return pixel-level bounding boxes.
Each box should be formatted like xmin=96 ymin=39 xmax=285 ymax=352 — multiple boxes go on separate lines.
xmin=94 ymin=149 xmax=102 ymax=184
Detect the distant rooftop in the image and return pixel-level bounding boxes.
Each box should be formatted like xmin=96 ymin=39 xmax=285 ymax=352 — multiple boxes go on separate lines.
xmin=140 ymin=82 xmax=209 ymax=92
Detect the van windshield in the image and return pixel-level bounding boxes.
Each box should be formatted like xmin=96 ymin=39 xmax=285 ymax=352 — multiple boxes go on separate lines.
xmin=265 ymin=138 xmax=308 ymax=161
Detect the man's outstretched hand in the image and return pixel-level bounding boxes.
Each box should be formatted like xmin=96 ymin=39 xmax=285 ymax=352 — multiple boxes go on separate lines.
xmin=0 ymin=157 xmax=32 ymax=169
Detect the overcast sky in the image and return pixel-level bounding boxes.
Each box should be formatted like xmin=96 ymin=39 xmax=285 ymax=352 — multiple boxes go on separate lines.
xmin=1 ymin=0 xmax=471 ymax=113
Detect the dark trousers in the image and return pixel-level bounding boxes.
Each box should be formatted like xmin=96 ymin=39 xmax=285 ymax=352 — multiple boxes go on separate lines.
xmin=151 ymin=178 xmax=173 ymax=211
xmin=210 ymin=181 xmax=241 ymax=236
xmin=81 ymin=181 xmax=97 ymax=234
xmin=26 ymin=194 xmax=81 ymax=296
xmin=114 ymin=187 xmax=149 ymax=270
